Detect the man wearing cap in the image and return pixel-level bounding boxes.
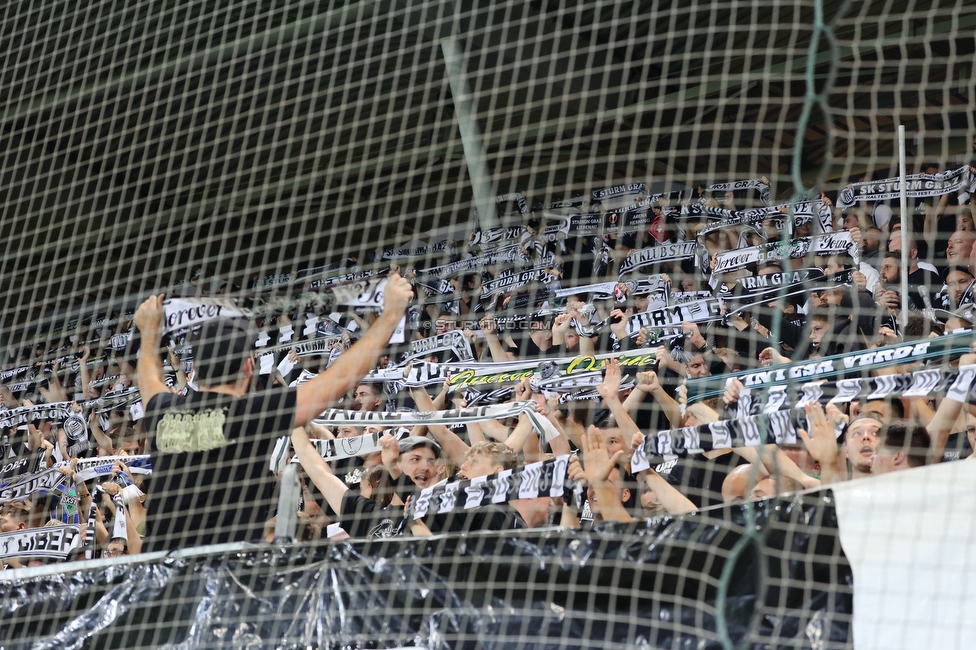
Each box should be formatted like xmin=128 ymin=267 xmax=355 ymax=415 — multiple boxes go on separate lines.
xmin=383 ymin=435 xmax=441 ymax=490
xmin=133 ymin=273 xmax=413 ymax=551
xmin=941 ymin=265 xmax=976 ymax=309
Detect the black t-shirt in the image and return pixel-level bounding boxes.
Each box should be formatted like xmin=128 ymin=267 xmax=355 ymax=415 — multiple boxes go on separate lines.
xmin=941 ymin=431 xmax=973 ymax=462
xmin=143 ymin=388 xmax=297 ymax=551
xmin=339 ymin=491 xmax=401 ymax=538
xmin=659 ymin=451 xmax=746 ymax=509
xmin=906 ymin=268 xmax=942 ymax=309
xmin=428 ymin=502 xmax=526 ymax=534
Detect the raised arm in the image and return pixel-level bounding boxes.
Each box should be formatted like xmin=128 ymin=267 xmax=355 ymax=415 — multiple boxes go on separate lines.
xmin=290 ymin=425 xmax=349 ymax=513
xmin=797 ymin=403 xmax=842 ymax=484
xmin=409 ymin=385 xmax=470 ymax=466
xmin=596 ymin=359 xmax=642 ymax=444
xmin=133 ymin=294 xmax=170 ymax=410
xmin=479 ymin=315 xmax=510 ymax=362
xmin=294 ymin=274 xmax=412 ymax=426
xmin=167 ymin=346 xmax=188 ymax=393
xmin=78 ymin=346 xmax=96 ymax=400
xmin=631 ymin=370 xmax=682 ymax=428
xmin=582 ymin=431 xmax=633 ymax=523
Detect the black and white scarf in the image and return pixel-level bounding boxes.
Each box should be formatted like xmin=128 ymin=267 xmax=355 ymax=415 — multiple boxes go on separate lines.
xmin=599 ymin=207 xmax=656 ymax=237
xmin=374 ymin=239 xmax=456 ymax=261
xmin=397 ymin=330 xmax=474 ymax=365
xmin=555 ymin=276 xmax=670 ymax=303
xmin=0 ymin=524 xmax=81 ymax=561
xmin=0 ymin=365 xmax=32 ymax=383
xmin=618 ymin=242 xmax=698 ymax=278
xmin=331 ymin=277 xmax=388 ymax=308
xmin=110 ymin=495 xmax=128 ymax=541
xmin=270 ymin=427 xmax=413 ymax=472
xmin=481 ymin=266 xmax=557 ymax=298
xmin=415 ymin=244 xmax=540 ymax=279
xmin=555 ymin=281 xmax=622 ymax=301
xmin=90 ymin=387 xmax=142 ymax=415
xmin=161 ymin=297 xmax=252 ymax=336
xmin=307 ymin=267 xmax=376 ymax=290
xmin=836 ymin=166 xmax=976 ymax=210
xmin=701 ymin=178 xmax=772 ymax=205
xmin=84 ymin=486 xmax=99 ymax=559
xmin=695 ymin=200 xmax=832 ymax=239
xmin=311 ymin=401 xmax=562 ymax=442
xmin=74 ymin=455 xmax=152 ymax=483
xmin=257 ymin=336 xmax=343 ymax=363
xmin=711 ymin=231 xmax=858 ymax=277
xmin=734 ymin=364 xmax=976 ymax=419
xmin=89 ymin=373 xmax=123 ymax=389
xmin=540 ymin=212 xmax=605 ymax=241
xmin=463 ymin=386 xmax=516 ymax=407
xmin=0 ymin=463 xmax=69 ymax=504
xmin=469 ymin=225 xmax=533 ymax=247
xmin=407 ymin=454 xmax=572 ymax=520
xmin=634 ymin=364 xmax=976 ymax=470
xmin=0 ymin=402 xmax=74 ymax=429
xmin=631 ymin=410 xmax=802 ymax=470
xmin=623 ymin=299 xmax=725 ymax=336
xmin=413 ymin=277 xmax=460 ymax=304
xmin=687 ymin=329 xmax=975 ymax=402
xmin=592 ymin=182 xmax=645 ymax=205
xmin=721 ymin=269 xmax=854 ymax=314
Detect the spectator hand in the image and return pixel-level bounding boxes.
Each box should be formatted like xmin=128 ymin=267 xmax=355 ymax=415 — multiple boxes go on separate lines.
xmin=609 ymin=308 xmax=628 ymax=339
xmin=552 ymin=313 xmax=573 ymax=336
xmin=582 ymin=429 xmax=624 ymax=487
xmin=100 ymin=481 xmax=122 ymax=497
xmin=635 ymin=370 xmax=660 ymax=393
xmin=479 ymin=314 xmax=498 ymax=336
xmin=379 ymin=433 xmax=401 ymax=470
xmin=722 ymin=378 xmax=744 ymax=405
xmin=655 ymin=345 xmax=674 ymax=367
xmin=878 ymin=290 xmax=900 ymax=312
xmin=630 ymin=432 xmax=645 ymax=457
xmin=758 ymin=347 xmax=788 ymax=367
xmin=134 ymin=294 xmax=165 ymax=335
xmin=383 ymin=273 xmax=413 ymax=316
xmin=635 ymin=327 xmax=649 ymax=347
xmin=797 ymin=403 xmax=838 ymax=467
xmin=825 ymin=402 xmax=849 ymax=428
xmin=682 ymin=321 xmax=706 ymax=348
xmin=596 ymin=358 xmax=622 ymax=402
xmin=567 ymin=455 xmax=587 ymax=487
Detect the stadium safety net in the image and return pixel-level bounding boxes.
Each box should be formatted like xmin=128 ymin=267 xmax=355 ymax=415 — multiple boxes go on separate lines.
xmin=1 ymin=1 xmax=976 ymax=648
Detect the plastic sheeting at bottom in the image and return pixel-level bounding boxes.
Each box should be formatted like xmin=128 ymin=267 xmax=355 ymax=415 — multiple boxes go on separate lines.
xmin=0 ymin=490 xmax=852 ymax=650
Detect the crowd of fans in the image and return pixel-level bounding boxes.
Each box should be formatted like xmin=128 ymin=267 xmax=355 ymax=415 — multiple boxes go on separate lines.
xmin=3 ymin=156 xmax=976 ymax=568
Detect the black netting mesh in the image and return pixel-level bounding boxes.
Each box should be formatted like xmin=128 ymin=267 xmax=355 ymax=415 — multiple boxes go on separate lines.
xmin=1 ymin=1 xmax=974 ymax=648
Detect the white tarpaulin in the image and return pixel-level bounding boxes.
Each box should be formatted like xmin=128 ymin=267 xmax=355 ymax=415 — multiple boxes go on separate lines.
xmin=832 ymin=460 xmax=976 ymax=650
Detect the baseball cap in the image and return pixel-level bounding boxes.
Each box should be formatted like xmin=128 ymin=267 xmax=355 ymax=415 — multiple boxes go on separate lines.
xmin=932 ymin=303 xmax=976 ymax=327
xmin=940 ymin=264 xmax=975 ymax=283
xmin=398 ymin=436 xmax=442 ymax=457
